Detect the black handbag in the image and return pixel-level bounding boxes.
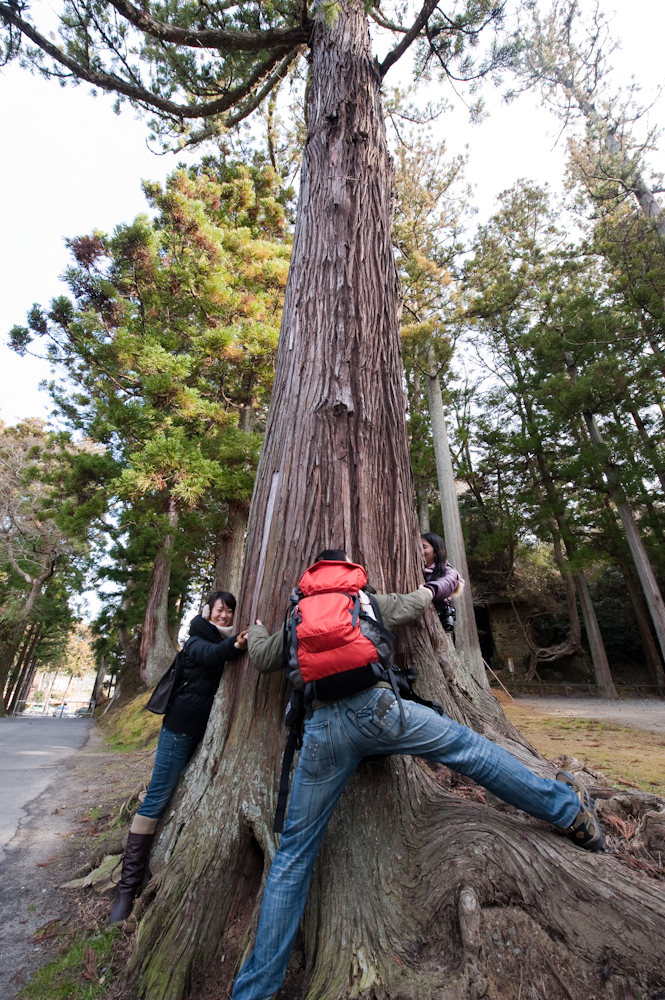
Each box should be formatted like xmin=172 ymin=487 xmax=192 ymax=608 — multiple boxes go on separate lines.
xmin=145 ymin=648 xmax=188 ymax=715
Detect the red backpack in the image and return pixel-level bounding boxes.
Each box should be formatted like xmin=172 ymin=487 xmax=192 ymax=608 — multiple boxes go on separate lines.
xmin=283 ymin=560 xmax=394 ymax=700
xmin=273 ymin=560 xmax=443 ymax=833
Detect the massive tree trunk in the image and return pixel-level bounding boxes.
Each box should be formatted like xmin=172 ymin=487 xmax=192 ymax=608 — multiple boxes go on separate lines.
xmin=426 ymin=369 xmax=487 ymax=688
xmin=126 ymin=6 xmax=665 ymax=999
xmin=139 ymin=499 xmax=179 ymax=687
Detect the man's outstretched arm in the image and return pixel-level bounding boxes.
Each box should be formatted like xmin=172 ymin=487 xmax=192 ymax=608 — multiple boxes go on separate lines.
xmin=374 ymin=586 xmax=432 ymax=629
xmin=247 ymin=623 xmax=283 ymax=674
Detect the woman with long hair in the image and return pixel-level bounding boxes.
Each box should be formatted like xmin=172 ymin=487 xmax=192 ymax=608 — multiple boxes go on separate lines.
xmin=420 ymin=532 xmax=463 ymax=632
xmin=109 ymin=590 xmax=247 ymax=924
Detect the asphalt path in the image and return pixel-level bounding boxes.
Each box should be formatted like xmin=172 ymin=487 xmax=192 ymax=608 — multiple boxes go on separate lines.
xmin=0 ymin=717 xmax=91 ymax=859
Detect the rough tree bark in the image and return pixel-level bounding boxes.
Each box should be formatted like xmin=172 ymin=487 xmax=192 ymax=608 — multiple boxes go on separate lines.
xmin=126 ymin=5 xmax=665 ymax=1000
xmin=139 ymin=500 xmax=179 ymax=687
xmin=426 ymin=368 xmax=487 ymax=688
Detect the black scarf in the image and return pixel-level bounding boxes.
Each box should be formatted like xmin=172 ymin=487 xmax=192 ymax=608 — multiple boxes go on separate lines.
xmin=188 ymin=615 xmax=226 ymax=644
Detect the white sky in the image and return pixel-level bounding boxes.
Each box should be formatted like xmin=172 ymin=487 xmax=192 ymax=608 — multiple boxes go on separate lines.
xmin=1 ymin=1 xmax=664 ymax=426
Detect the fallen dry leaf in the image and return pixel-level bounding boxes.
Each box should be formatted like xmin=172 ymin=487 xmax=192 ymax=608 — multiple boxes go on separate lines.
xmin=82 ymin=945 xmax=98 ymax=982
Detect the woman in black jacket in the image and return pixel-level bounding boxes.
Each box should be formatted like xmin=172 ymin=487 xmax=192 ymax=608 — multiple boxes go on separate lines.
xmin=109 ymin=590 xmax=247 ymax=924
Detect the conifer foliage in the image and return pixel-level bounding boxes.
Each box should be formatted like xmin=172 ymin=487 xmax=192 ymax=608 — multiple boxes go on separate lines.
xmin=9 ymin=158 xmax=291 ymax=687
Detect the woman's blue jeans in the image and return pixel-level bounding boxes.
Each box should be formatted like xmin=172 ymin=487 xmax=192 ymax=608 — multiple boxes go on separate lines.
xmin=232 ymin=687 xmax=580 ymax=1000
xmin=136 ymin=725 xmax=199 ymax=820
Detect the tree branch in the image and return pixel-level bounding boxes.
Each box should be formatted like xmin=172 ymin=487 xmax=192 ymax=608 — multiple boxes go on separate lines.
xmin=369 ymin=7 xmax=408 ymax=33
xmin=0 ymin=4 xmax=294 ymax=120
xmin=177 ymin=46 xmax=304 ymax=146
xmin=106 ymin=0 xmax=310 ymax=52
xmin=5 ymin=537 xmax=34 ymax=585
xmin=379 ymin=0 xmax=440 ymax=78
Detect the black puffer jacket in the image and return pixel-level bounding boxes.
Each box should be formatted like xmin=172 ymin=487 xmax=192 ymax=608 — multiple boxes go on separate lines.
xmin=163 ymin=615 xmax=244 ymax=740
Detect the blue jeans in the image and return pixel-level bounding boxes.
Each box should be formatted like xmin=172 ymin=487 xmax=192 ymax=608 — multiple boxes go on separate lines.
xmin=136 ymin=725 xmax=199 ymax=819
xmin=232 ymin=687 xmax=580 ymax=1000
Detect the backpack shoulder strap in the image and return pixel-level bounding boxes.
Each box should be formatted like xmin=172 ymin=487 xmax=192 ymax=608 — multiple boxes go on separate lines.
xmin=274 ymin=690 xmax=305 ymax=833
xmin=367 ymin=593 xmax=384 ymax=626
xmin=282 ymin=586 xmax=303 ymax=670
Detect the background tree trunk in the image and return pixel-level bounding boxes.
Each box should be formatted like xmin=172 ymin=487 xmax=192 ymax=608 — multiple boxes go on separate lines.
xmin=126 ymin=6 xmax=665 ymax=999
xmin=582 ymin=408 xmax=665 ymax=670
xmin=43 ymin=669 xmax=58 ymax=714
xmin=93 ymin=654 xmax=108 ymax=706
xmin=6 ymin=625 xmax=41 ymax=715
xmin=213 ymin=502 xmax=248 ymax=598
xmin=427 ymin=369 xmax=487 ymax=688
xmin=0 ymin=626 xmax=26 ymax=717
xmin=2 ymin=622 xmax=32 ymax=712
xmin=139 ymin=499 xmax=179 ymax=687
xmin=622 ymin=564 xmax=665 ymax=694
xmin=416 ymin=486 xmax=430 ymax=532
xmin=533 ymin=443 xmax=617 ymax=697
xmin=629 ymin=405 xmax=665 ymax=495
xmin=572 ymin=570 xmax=617 ymax=698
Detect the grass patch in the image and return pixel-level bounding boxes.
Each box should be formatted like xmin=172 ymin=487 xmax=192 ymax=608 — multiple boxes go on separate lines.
xmin=98 ymin=690 xmax=162 ymax=753
xmin=19 ymin=929 xmax=117 ymax=999
xmin=499 ymin=694 xmax=665 ymax=797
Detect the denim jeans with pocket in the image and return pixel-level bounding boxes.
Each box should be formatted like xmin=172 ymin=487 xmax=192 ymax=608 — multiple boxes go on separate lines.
xmin=231 ymin=687 xmax=579 ymax=1000
xmin=136 ymin=724 xmax=199 ymax=819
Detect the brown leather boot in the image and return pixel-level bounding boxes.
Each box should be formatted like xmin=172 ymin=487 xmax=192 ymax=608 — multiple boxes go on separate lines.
xmin=109 ymin=831 xmax=154 ymax=924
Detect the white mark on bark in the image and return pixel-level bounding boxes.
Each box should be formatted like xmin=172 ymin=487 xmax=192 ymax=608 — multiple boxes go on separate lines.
xmin=250 ymin=472 xmax=280 ymax=623
xmin=341 ymin=461 xmax=352 ymax=555
xmin=459 ymin=886 xmax=481 ymax=954
xmin=288 ymin=308 xmax=298 ymax=351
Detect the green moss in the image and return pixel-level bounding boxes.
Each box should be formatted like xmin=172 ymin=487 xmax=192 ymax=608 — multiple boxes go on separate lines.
xmin=98 ymin=691 xmax=162 ymax=753
xmin=19 ymin=929 xmax=117 ymax=999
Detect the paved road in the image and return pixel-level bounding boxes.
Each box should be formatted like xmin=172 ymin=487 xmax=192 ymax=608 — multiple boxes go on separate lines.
xmin=515 ymin=696 xmax=665 ymax=735
xmin=0 ymin=717 xmax=91 ymax=859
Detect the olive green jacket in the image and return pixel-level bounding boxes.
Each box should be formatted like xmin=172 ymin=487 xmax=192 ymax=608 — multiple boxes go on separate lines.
xmin=247 ymin=586 xmax=433 ymax=674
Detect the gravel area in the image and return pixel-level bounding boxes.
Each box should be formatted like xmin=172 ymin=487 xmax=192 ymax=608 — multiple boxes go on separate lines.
xmin=513 ymin=696 xmax=665 ymax=735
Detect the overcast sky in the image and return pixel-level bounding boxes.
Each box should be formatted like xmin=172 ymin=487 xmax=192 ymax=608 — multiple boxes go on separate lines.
xmin=1 ymin=1 xmax=664 ymax=426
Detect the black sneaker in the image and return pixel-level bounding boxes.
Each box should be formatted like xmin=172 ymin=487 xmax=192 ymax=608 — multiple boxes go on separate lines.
xmin=556 ymin=770 xmax=605 ymax=852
